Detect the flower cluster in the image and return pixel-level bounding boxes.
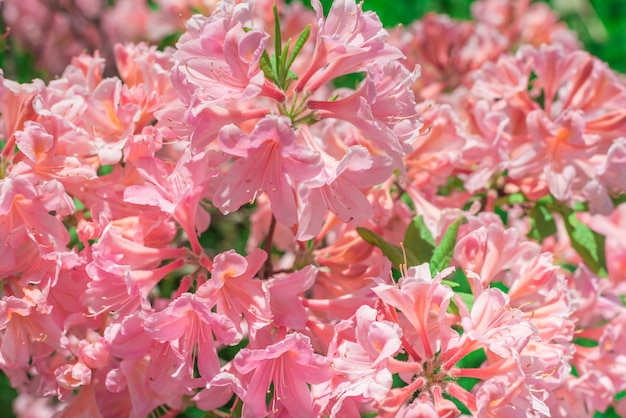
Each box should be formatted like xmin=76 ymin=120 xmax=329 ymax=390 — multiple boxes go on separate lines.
xmin=1 ymin=0 xmax=626 ymax=417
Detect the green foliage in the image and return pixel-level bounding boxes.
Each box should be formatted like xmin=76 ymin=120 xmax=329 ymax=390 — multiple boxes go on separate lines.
xmin=357 ymin=226 xmax=419 ymax=270
xmin=0 ymin=373 xmax=16 ymax=418
xmin=526 ymin=195 xmax=608 ymax=277
xmin=429 ymin=217 xmax=461 ymax=277
xmin=527 ymin=201 xmax=557 ymax=241
xmin=403 ymin=215 xmax=435 ymax=265
xmin=560 ymin=209 xmax=607 ymax=277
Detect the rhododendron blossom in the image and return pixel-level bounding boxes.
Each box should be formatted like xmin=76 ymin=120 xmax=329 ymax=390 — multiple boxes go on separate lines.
xmin=2 ymin=0 xmax=626 ymax=416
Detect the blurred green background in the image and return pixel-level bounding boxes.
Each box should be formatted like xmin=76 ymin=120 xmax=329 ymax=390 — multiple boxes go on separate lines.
xmin=0 ymin=0 xmax=626 ymax=417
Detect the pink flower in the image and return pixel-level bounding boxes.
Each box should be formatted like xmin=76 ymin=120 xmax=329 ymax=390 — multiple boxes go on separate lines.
xmin=55 ymin=362 xmax=92 ymax=390
xmin=392 ymin=13 xmax=506 ymax=100
xmin=144 ymin=293 xmax=240 ymax=381
xmin=0 ymin=296 xmax=65 ymax=370
xmin=265 ymin=265 xmax=317 ymax=330
xmin=374 ymin=264 xmax=457 ymax=360
xmin=308 ymin=61 xmax=421 ymax=161
xmin=0 ymin=176 xmax=71 ymax=255
xmin=234 ymin=332 xmax=331 ymax=417
xmin=298 ymin=142 xmax=393 ymax=240
xmin=173 ymin=1 xmax=268 ymax=104
xmin=196 ymin=249 xmax=271 ymax=332
xmin=296 ymin=0 xmax=403 ymax=93
xmin=213 ymin=116 xmax=322 ymax=228
xmin=460 ymin=288 xmax=537 ymax=359
xmin=80 ymin=77 xmax=141 ymax=165
xmin=124 ymin=149 xmax=223 ymax=254
xmin=13 ymin=121 xmax=97 ymax=184
xmin=327 ymin=305 xmax=402 ymax=415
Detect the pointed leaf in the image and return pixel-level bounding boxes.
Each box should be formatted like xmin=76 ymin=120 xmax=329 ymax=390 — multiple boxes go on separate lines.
xmin=527 ymin=202 xmax=557 ymax=241
xmin=260 ymin=50 xmax=278 ymax=85
xmin=278 ymin=40 xmax=291 ymax=84
xmin=285 ymin=24 xmax=310 ymax=74
xmin=561 ymin=210 xmax=607 ymax=277
xmin=357 ymin=227 xmax=419 ymax=270
xmin=429 ymin=217 xmax=461 ymax=277
xmin=273 ymin=4 xmax=282 ymax=74
xmin=403 ymin=215 xmax=435 ymax=265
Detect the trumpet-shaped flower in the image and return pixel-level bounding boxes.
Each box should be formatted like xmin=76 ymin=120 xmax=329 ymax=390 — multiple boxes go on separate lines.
xmin=213 ymin=116 xmax=322 ymax=228
xmin=234 ymin=332 xmax=331 ymax=417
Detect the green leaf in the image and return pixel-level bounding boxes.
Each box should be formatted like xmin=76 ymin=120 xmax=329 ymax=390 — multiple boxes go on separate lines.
xmin=455 ymin=348 xmax=487 ymax=369
xmin=560 ymin=209 xmax=608 ymax=277
xmin=0 ymin=372 xmax=16 ymax=418
xmin=573 ymin=337 xmax=599 ymax=347
xmin=357 ymin=227 xmax=419 ymax=270
xmin=527 ymin=201 xmax=557 ymax=241
xmin=403 ymin=215 xmax=435 ymax=265
xmin=445 ymin=268 xmax=472 ymax=293
xmin=286 ymin=24 xmax=311 ymax=74
xmin=456 ymin=291 xmax=475 ymax=312
xmin=273 ymin=4 xmax=282 ymax=76
xmin=260 ymin=50 xmax=278 ymax=85
xmin=278 ymin=41 xmax=291 ymax=85
xmin=429 ymin=217 xmax=461 ymax=276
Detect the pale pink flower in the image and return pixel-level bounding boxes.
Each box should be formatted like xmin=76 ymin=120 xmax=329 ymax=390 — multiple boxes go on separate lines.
xmin=0 ymin=296 xmax=65 ymax=370
xmin=173 ymin=1 xmax=269 ymax=104
xmin=298 ymin=142 xmax=393 ymax=241
xmin=598 ymin=137 xmax=626 ymax=194
xmin=13 ymin=121 xmax=96 ymax=184
xmin=0 ymin=175 xmax=70 ymax=252
xmin=454 ymin=213 xmax=537 ymax=287
xmin=471 ymin=0 xmax=579 ymax=51
xmin=145 ymin=293 xmax=240 ymax=381
xmin=374 ymin=264 xmax=458 ymax=360
xmin=460 ymin=288 xmax=537 ymax=359
xmin=56 ymin=382 xmax=102 ymax=418
xmin=124 ymin=149 xmax=222 ymax=254
xmin=265 ymin=265 xmax=318 ymax=330
xmin=470 ymin=44 xmax=626 ymax=201
xmin=79 ymin=77 xmax=142 ymax=164
xmin=213 ymin=116 xmax=322 ymax=228
xmin=582 ymin=203 xmax=626 ymax=288
xmin=83 ymin=254 xmax=184 ymax=317
xmin=327 ymin=305 xmax=402 ymax=415
xmin=404 ymin=104 xmax=467 ymax=192
xmin=0 ymin=73 xmax=41 ymax=161
xmin=234 ymin=332 xmax=331 ymax=417
xmin=55 ymin=362 xmax=92 ymax=390
xmin=196 ymin=248 xmax=271 ymax=332
xmin=474 ymin=371 xmax=550 ymax=418
xmin=308 ymin=61 xmax=421 ymax=161
xmin=296 ymin=0 xmax=403 ymax=93
xmin=392 ymin=13 xmax=506 ymax=100
xmin=193 ymin=370 xmax=246 ymax=412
